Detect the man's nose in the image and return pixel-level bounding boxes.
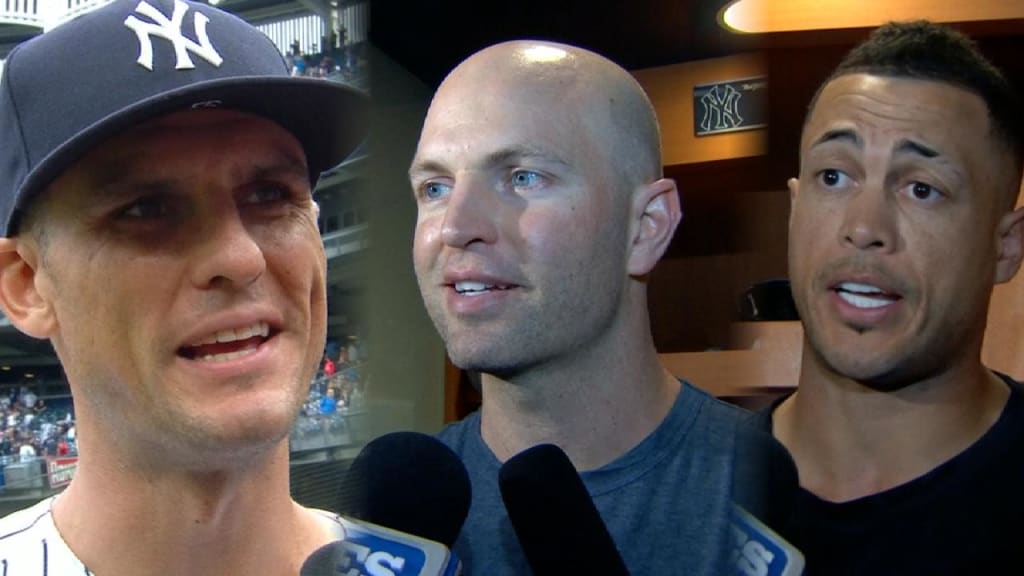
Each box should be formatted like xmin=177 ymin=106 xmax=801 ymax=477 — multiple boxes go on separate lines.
xmin=190 ymin=206 xmax=267 ymax=289
xmin=839 ymin=183 xmax=898 ymax=253
xmin=439 ymin=176 xmax=500 ymax=249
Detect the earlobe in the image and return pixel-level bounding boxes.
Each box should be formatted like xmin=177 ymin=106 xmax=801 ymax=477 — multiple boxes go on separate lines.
xmin=994 ymin=206 xmax=1024 ymax=284
xmin=627 ymin=178 xmax=682 ymax=277
xmin=0 ymin=238 xmax=56 ymax=339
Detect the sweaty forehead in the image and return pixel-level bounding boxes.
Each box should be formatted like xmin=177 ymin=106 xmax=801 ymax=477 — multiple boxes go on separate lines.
xmin=418 ymin=78 xmax=593 ymax=164
xmin=418 ymin=50 xmax=624 ymax=160
xmin=444 ymin=42 xmax=584 ymax=89
xmin=433 ymin=55 xmax=585 ymax=119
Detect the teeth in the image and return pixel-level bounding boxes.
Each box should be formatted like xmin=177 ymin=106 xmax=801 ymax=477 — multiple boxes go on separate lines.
xmin=196 ymin=348 xmax=259 ymax=363
xmin=838 ymin=282 xmax=883 ymax=294
xmin=191 ymin=322 xmax=269 ymax=346
xmin=455 ymin=281 xmax=490 ymax=293
xmin=454 ymin=281 xmax=513 ymax=295
xmin=838 ymin=291 xmax=890 ymax=309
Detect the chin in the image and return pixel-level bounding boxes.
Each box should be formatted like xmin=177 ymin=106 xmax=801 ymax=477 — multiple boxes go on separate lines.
xmin=819 ymin=348 xmax=942 ymax=392
xmin=200 ymin=398 xmax=297 ymax=442
xmin=208 ymin=419 xmax=293 ymax=459
xmin=447 ymin=345 xmax=527 ymax=379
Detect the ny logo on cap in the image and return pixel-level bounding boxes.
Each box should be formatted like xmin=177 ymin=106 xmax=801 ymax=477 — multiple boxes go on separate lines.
xmin=124 ymin=0 xmax=224 ymax=71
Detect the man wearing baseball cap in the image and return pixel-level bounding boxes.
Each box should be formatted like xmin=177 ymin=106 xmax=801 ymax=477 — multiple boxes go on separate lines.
xmin=0 ymin=0 xmax=366 ymax=573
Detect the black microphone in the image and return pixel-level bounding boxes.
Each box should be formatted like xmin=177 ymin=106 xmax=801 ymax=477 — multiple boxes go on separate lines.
xmin=338 ymin=431 xmax=472 ymax=547
xmin=300 ymin=431 xmax=471 ymax=576
xmin=498 ymin=443 xmax=630 ymax=576
xmin=732 ymin=420 xmax=805 ymax=576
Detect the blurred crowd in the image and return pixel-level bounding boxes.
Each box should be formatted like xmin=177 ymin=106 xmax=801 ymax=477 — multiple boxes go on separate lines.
xmin=0 ymin=385 xmax=76 ymax=465
xmin=285 ymin=34 xmax=367 ymax=81
xmin=300 ymin=335 xmax=366 ymax=419
xmin=0 ymin=334 xmax=368 ymax=489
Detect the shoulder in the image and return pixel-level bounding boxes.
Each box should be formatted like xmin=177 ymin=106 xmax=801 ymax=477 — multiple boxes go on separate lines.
xmin=0 ymin=497 xmax=56 ymax=543
xmin=992 ymin=372 xmax=1024 ymax=439
xmin=687 ymin=382 xmax=749 ymax=418
xmin=435 ymin=410 xmax=481 ymax=455
xmin=304 ymin=506 xmax=346 ymax=540
xmin=0 ymin=496 xmax=85 ymax=572
xmin=1001 ymin=372 xmax=1024 ymax=399
xmin=677 ymin=381 xmax=753 ymax=444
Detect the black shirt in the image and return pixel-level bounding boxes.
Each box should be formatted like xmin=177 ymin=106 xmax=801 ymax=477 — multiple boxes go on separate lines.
xmin=750 ymin=374 xmax=1024 ymax=575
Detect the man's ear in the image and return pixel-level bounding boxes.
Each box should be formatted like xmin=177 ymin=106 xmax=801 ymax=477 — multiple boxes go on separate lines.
xmin=627 ymin=178 xmax=682 ymax=277
xmin=995 ymin=206 xmax=1024 ymax=284
xmin=787 ymin=177 xmax=800 ymax=229
xmin=0 ymin=238 xmax=56 ymax=338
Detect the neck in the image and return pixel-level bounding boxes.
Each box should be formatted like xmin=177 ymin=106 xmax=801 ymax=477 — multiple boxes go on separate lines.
xmin=479 ymin=297 xmax=680 ymax=471
xmin=774 ymin=346 xmax=1009 ymax=502
xmin=53 ymin=441 xmax=334 ymax=576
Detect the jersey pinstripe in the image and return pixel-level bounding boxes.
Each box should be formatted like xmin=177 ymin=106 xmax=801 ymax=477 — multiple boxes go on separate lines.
xmin=0 ymin=496 xmax=345 ymax=575
xmin=0 ymin=496 xmax=89 ymax=575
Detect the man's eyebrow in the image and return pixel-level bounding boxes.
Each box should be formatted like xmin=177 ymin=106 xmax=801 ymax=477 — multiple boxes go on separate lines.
xmin=894 ymin=138 xmax=940 ymax=159
xmin=408 ymin=158 xmax=445 ymax=181
xmin=84 ymin=155 xmax=310 ymax=200
xmin=811 ymin=130 xmax=943 ymax=161
xmin=82 ymin=158 xmax=151 ymax=199
xmin=245 ymin=160 xmax=311 ymax=184
xmin=810 ymin=128 xmax=862 ymax=150
xmin=409 ymin=146 xmax=570 ymax=180
xmin=483 ymin=146 xmax=570 ymax=168
xmin=892 ymin=138 xmax=966 ymax=184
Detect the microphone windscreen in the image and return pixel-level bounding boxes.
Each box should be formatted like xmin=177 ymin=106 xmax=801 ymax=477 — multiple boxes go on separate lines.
xmin=733 ymin=419 xmax=800 ymax=528
xmin=498 ymin=444 xmax=629 ymax=576
xmin=299 ymin=541 xmax=345 ymax=576
xmin=337 ymin=431 xmax=471 ymax=548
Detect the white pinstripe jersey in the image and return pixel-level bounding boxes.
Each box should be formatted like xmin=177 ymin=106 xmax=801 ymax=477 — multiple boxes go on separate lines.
xmin=0 ymin=496 xmax=346 ymax=575
xmin=0 ymin=497 xmax=86 ymax=575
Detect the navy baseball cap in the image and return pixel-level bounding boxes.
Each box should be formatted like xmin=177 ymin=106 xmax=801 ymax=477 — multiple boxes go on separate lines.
xmin=0 ymin=0 xmax=368 ymax=236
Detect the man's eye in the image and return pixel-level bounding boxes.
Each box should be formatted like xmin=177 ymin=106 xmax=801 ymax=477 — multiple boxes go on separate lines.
xmin=905 ymin=181 xmax=942 ymax=202
xmin=421 ymin=182 xmax=451 ymax=201
xmin=119 ymin=197 xmax=169 ymax=219
xmin=243 ymin=184 xmax=289 ymax=204
xmin=511 ymin=170 xmax=542 ymax=188
xmin=817 ymin=169 xmax=851 ymax=188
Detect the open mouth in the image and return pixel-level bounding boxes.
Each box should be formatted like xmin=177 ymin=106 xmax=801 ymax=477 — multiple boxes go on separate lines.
xmin=453 ymin=281 xmax=515 ymax=296
xmin=178 ymin=322 xmax=272 ymax=362
xmin=834 ymin=282 xmax=901 ymax=309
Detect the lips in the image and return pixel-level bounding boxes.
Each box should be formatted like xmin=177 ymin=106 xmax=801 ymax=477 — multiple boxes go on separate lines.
xmin=833 ymin=281 xmax=901 ymax=309
xmin=179 ymin=321 xmax=272 ymax=362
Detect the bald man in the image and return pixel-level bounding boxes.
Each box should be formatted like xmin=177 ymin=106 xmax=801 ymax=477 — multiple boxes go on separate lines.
xmin=409 ymin=41 xmax=746 ymax=575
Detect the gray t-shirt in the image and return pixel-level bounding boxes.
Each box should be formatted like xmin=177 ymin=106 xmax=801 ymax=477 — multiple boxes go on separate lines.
xmin=437 ymin=381 xmax=746 ymax=575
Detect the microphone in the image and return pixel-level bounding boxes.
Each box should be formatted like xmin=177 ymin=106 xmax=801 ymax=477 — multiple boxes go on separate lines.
xmin=300 ymin=517 xmax=461 ymax=576
xmin=731 ymin=420 xmax=804 ymax=576
xmin=498 ymin=444 xmax=629 ymax=576
xmin=731 ymin=506 xmax=804 ymax=576
xmin=337 ymin=431 xmax=472 ymax=547
xmin=301 ymin=431 xmax=471 ymax=576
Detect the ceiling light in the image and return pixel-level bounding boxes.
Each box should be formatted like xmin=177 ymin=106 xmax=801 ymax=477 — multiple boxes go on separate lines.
xmin=720 ymin=0 xmax=1024 ymax=34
